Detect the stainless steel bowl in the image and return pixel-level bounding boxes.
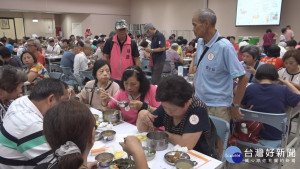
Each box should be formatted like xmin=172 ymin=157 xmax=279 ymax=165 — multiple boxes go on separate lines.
xmin=95 ymin=152 xmax=114 ymax=167
xmin=146 ymin=131 xmax=168 ymax=151
xmin=164 ymin=151 xmax=190 ymax=166
xmin=102 ymin=109 xmax=120 ymax=123
xmin=142 ymin=146 xmax=156 ymax=161
xmin=175 ymin=159 xmax=197 ymax=169
xmin=117 ymin=101 xmax=129 ymax=108
xmin=101 ymin=130 xmax=116 ymax=141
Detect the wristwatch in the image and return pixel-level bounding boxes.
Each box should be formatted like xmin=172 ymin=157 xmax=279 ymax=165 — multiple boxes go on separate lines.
xmin=231 ymin=103 xmax=240 ymax=109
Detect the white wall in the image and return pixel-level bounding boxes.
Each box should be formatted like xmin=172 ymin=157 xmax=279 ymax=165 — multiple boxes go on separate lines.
xmin=60 ymin=14 xmax=130 ymax=38
xmin=130 ymin=0 xmax=204 ymax=41
xmin=0 ymin=11 xmax=56 ymax=38
xmin=0 ymin=0 xmax=130 ymax=15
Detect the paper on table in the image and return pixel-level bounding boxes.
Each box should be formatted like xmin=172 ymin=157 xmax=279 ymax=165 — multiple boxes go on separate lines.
xmin=90 ymin=141 xmax=106 ymax=156
xmin=187 ymin=150 xmax=212 ymax=169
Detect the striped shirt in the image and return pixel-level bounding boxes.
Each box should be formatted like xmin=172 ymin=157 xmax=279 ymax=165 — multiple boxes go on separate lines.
xmin=0 ymin=96 xmax=53 ymax=169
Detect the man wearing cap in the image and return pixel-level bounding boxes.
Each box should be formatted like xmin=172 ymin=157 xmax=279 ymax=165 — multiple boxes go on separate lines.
xmin=144 ymin=23 xmax=166 ymax=85
xmin=192 ymin=8 xmax=248 ymax=122
xmin=103 ymin=19 xmax=140 ymax=84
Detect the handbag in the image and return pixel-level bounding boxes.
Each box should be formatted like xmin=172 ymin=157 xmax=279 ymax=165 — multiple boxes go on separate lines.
xmin=229 ymin=120 xmax=264 ymax=145
xmin=149 ymin=55 xmax=154 ymax=67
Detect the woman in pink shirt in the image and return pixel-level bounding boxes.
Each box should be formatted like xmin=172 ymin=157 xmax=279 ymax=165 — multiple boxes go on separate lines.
xmin=101 ymin=66 xmax=161 ymax=125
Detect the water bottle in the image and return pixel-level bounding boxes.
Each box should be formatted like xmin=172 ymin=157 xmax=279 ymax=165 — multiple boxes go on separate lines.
xmin=241 ymin=123 xmax=248 ymax=134
xmin=178 ymin=66 xmax=183 ymax=76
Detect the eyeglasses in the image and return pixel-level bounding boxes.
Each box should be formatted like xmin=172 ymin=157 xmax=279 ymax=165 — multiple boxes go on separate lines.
xmin=26 ymin=44 xmax=35 ymax=47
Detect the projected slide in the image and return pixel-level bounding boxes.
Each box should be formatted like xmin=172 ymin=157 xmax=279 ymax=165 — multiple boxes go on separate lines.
xmin=236 ymin=0 xmax=282 ymax=26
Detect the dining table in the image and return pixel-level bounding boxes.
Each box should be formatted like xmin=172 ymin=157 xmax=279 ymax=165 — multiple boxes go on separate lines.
xmin=88 ymin=108 xmax=224 ymax=169
xmin=45 ymin=54 xmax=62 ymax=71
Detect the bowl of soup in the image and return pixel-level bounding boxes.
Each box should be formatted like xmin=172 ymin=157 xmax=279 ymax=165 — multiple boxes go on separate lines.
xmin=101 ymin=130 xmax=116 ymax=141
xmin=95 ymin=152 xmax=114 ymax=167
xmin=175 ymin=159 xmax=197 ymax=169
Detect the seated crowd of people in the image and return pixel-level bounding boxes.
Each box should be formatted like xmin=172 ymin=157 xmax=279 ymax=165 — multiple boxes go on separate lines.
xmin=0 ymin=11 xmax=300 ymax=169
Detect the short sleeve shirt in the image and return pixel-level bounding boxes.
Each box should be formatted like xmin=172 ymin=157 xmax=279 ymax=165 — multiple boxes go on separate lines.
xmin=166 ymin=49 xmax=180 ymax=71
xmin=24 ymin=63 xmax=50 ymax=88
xmin=241 ymin=83 xmax=300 ymax=139
xmin=278 ymin=68 xmax=300 ymax=85
xmin=73 ymin=52 xmax=89 ymax=78
xmin=151 ymin=31 xmax=166 ymax=63
xmin=152 ymin=96 xmax=218 ymax=157
xmin=108 ymin=85 xmax=160 ymax=125
xmin=60 ymin=50 xmax=75 ymax=68
xmin=194 ymin=30 xmax=245 ymax=107
xmin=260 ymin=57 xmax=285 ymax=70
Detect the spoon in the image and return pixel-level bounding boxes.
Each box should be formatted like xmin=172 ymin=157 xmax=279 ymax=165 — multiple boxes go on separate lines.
xmin=97 ymin=87 xmax=129 ymax=108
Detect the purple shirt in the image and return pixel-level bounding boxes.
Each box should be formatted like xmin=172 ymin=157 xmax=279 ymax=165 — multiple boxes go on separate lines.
xmin=166 ymin=49 xmax=180 ymax=71
xmin=263 ymin=32 xmax=275 ymax=46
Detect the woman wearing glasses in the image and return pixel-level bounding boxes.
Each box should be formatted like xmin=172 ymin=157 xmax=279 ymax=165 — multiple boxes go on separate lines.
xmin=101 ymin=66 xmax=161 ymax=125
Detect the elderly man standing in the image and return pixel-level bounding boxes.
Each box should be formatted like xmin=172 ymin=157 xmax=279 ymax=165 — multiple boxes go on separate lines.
xmin=26 ymin=38 xmax=46 ymax=67
xmin=103 ymin=19 xmax=140 ymax=85
xmin=192 ymin=8 xmax=248 ymax=122
xmin=73 ymin=44 xmax=93 ymax=80
xmin=144 ymin=23 xmax=166 ymax=85
xmin=0 ymin=79 xmax=69 ymax=169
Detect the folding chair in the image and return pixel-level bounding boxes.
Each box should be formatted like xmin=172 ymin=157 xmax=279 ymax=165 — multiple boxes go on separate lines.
xmin=61 ymin=67 xmax=82 ymax=92
xmin=235 ymin=108 xmax=289 ymax=169
xmin=49 ymin=72 xmax=63 ymax=80
xmin=80 ymin=70 xmax=94 ymax=81
xmin=209 ymin=115 xmax=230 ymax=164
xmin=141 ymin=58 xmax=152 ymax=80
xmin=49 ymin=63 xmax=62 ymax=72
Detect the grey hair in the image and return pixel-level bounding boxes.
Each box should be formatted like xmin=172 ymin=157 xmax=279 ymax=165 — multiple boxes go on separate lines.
xmin=241 ymin=45 xmax=260 ymax=60
xmin=171 ymin=43 xmax=179 ymax=50
xmin=27 ymin=38 xmax=41 ymax=48
xmin=83 ymin=44 xmax=92 ymax=50
xmin=0 ymin=65 xmax=27 ymax=93
xmin=197 ymin=8 xmax=217 ymax=26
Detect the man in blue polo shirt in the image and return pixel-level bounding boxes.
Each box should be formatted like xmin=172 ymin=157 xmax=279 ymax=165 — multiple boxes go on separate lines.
xmin=192 ymin=8 xmax=248 ymax=122
xmin=144 ymin=23 xmax=166 ymax=85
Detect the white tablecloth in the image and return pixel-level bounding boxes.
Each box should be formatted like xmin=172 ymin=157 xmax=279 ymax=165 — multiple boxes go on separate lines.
xmin=88 ymin=109 xmax=223 ymax=169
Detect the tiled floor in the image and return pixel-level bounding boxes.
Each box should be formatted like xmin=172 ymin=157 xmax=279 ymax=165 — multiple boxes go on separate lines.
xmin=229 ymin=120 xmax=299 ymax=169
